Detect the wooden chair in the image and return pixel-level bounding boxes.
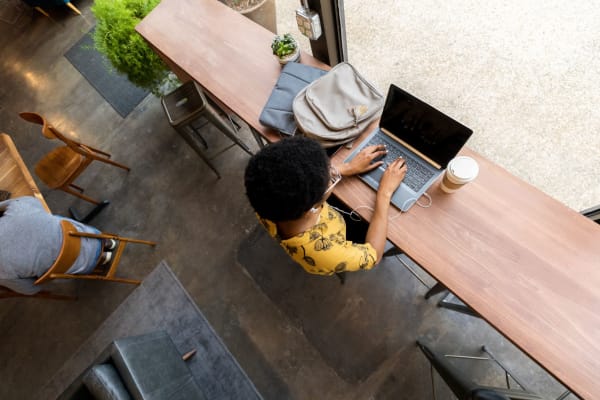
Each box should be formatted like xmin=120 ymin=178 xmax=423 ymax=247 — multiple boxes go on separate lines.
xmin=19 ymin=112 xmax=130 ymax=205
xmin=35 ymin=220 xmax=156 ymax=286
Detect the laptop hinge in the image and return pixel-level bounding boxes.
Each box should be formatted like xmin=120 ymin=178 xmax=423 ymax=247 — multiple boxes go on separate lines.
xmin=381 ymin=127 xmax=442 ymax=169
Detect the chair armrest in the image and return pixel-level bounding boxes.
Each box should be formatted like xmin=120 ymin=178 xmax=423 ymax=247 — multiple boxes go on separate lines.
xmin=82 ymin=363 xmax=132 ymax=400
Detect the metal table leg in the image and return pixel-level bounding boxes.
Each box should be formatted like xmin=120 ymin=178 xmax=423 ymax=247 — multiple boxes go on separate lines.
xmin=250 ymin=127 xmax=266 ymax=149
xmin=425 ymin=282 xmax=480 ymax=317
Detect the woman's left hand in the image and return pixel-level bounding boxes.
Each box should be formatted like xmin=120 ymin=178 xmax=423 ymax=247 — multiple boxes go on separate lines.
xmin=335 ymin=145 xmax=387 ymax=176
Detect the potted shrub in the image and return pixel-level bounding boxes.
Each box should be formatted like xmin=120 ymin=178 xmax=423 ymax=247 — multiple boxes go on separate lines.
xmin=91 ymin=0 xmax=175 ymax=96
xmin=271 ymin=33 xmax=300 ymax=65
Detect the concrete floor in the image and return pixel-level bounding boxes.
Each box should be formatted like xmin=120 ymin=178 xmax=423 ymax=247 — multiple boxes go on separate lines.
xmin=0 ymin=1 xmax=585 ymax=399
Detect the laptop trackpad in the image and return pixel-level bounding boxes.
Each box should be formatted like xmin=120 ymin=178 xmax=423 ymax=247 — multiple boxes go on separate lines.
xmin=362 ymin=166 xmax=384 ymax=184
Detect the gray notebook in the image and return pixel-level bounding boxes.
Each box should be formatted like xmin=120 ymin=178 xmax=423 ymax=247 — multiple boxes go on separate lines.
xmin=259 ymin=62 xmax=326 ymax=135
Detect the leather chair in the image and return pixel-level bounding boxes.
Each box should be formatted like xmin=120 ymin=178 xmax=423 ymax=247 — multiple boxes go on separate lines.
xmin=59 ymin=331 xmax=206 ymax=399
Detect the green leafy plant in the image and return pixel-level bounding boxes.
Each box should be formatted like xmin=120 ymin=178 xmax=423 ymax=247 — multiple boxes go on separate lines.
xmin=271 ymin=33 xmax=298 ymax=58
xmin=91 ymin=0 xmax=171 ymax=95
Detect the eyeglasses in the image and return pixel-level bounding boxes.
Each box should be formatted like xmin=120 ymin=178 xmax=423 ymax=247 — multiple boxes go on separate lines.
xmin=323 ymin=165 xmax=342 ymax=196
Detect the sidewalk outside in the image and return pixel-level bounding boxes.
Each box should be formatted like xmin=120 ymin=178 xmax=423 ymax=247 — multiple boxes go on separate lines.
xmin=276 ymin=0 xmax=600 ymax=212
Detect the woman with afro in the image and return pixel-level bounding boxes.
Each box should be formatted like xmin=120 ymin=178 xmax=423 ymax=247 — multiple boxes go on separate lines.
xmin=244 ymin=136 xmax=406 ymax=276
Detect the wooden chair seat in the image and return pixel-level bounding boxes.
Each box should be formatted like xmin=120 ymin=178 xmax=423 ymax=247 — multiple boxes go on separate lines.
xmin=34 ymin=146 xmax=86 ymax=188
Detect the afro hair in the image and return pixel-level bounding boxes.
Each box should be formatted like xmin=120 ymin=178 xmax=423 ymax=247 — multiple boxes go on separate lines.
xmin=244 ymin=136 xmax=329 ymax=221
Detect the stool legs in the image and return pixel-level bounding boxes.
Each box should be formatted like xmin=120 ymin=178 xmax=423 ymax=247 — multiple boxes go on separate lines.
xmin=161 ymin=81 xmax=252 ymax=178
xmin=250 ymin=127 xmax=267 ymax=149
xmin=175 ymin=126 xmax=221 ymax=179
xmin=203 ymin=104 xmax=253 ymax=156
xmin=188 ymin=124 xmax=209 ymax=149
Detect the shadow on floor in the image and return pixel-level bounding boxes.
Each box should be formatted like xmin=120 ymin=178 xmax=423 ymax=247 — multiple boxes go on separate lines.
xmin=237 ymin=223 xmax=430 ymax=383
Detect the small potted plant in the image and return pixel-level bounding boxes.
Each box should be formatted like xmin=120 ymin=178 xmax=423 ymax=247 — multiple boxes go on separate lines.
xmin=271 ymin=33 xmax=300 ymax=65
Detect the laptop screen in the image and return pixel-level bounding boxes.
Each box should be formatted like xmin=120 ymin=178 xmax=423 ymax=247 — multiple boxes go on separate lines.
xmin=380 ymin=84 xmax=473 ymax=168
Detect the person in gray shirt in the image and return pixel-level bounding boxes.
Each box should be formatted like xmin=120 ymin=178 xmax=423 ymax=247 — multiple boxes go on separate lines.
xmin=0 ymin=196 xmax=112 ymax=295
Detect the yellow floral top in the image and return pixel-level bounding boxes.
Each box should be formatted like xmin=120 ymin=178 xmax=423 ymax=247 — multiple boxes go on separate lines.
xmin=259 ymin=202 xmax=378 ymax=275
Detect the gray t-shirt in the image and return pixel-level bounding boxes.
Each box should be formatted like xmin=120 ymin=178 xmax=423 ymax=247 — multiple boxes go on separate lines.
xmin=0 ymin=196 xmax=102 ymax=294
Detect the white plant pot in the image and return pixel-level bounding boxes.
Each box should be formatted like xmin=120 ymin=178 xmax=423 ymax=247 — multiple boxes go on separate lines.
xmin=278 ymin=49 xmax=300 ymax=65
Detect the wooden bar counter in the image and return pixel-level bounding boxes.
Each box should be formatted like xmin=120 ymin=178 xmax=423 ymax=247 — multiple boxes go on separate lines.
xmin=137 ymin=1 xmax=600 ymax=397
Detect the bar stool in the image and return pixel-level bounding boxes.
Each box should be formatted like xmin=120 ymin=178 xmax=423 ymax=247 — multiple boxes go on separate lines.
xmin=161 ymin=81 xmax=253 ymax=178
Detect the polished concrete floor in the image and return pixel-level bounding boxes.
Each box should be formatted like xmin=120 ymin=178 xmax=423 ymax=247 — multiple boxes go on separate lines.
xmin=0 ymin=1 xmax=584 ymax=399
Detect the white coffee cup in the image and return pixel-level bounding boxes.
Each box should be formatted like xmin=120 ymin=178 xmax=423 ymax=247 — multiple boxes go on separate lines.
xmin=440 ymin=156 xmax=479 ymax=193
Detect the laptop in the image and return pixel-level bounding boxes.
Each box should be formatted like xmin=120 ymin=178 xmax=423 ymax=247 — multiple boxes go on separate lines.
xmin=344 ymin=84 xmax=473 ymax=212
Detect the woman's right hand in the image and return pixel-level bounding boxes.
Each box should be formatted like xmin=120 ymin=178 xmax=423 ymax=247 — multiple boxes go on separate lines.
xmin=378 ymin=157 xmax=407 ymax=200
xmin=335 ymin=144 xmax=387 ymax=176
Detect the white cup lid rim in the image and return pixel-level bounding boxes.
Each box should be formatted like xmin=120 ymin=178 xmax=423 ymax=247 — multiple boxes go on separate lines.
xmin=449 ymin=156 xmax=479 ymax=181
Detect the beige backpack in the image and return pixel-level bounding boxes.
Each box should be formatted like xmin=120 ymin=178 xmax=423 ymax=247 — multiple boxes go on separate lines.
xmin=292 ymin=62 xmax=384 ymax=147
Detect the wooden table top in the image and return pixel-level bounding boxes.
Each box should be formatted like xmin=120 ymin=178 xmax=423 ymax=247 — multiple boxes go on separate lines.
xmin=137 ymin=1 xmax=600 ymax=397
xmin=136 ymin=0 xmax=328 ymax=144
xmin=332 ymin=137 xmax=600 ymax=398
xmin=0 ymin=133 xmax=49 ymax=212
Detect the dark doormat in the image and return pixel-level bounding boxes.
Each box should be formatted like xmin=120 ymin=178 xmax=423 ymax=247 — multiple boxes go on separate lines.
xmin=38 ymin=261 xmax=265 ymax=399
xmin=236 ymin=224 xmax=427 ymax=383
xmin=64 ymin=27 xmax=150 ymax=118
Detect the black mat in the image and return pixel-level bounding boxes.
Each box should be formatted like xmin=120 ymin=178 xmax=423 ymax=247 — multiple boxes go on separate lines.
xmin=38 ymin=261 xmax=262 ymax=399
xmin=236 ymin=224 xmax=428 ymax=383
xmin=64 ymin=27 xmax=150 ymax=118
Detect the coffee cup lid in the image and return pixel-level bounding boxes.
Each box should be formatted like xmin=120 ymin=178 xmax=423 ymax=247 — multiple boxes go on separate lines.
xmin=449 ymin=156 xmax=479 ymax=182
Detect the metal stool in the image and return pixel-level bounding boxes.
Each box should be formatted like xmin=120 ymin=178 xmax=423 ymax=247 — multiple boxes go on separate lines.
xmin=416 ymin=339 xmax=572 ymax=400
xmin=161 ymin=81 xmax=253 ymax=178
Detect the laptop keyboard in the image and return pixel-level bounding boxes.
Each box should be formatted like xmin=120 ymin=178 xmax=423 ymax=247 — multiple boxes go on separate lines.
xmin=361 ymin=135 xmax=436 ymax=192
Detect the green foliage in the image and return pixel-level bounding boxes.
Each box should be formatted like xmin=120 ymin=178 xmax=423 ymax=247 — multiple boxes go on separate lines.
xmin=91 ymin=0 xmax=168 ymax=95
xmin=271 ymin=33 xmax=298 ymax=58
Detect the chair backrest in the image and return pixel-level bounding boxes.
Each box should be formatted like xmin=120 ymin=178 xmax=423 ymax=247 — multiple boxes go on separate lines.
xmin=19 ymin=112 xmax=104 ymax=164
xmin=417 ymin=340 xmax=479 ymax=399
xmin=19 ymin=112 xmax=64 ymax=140
xmin=19 ymin=112 xmax=111 ymax=162
xmin=581 ymin=205 xmax=600 ymax=224
xmin=35 ymin=220 xmax=81 ymax=285
xmin=417 ymin=340 xmax=547 ymax=400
